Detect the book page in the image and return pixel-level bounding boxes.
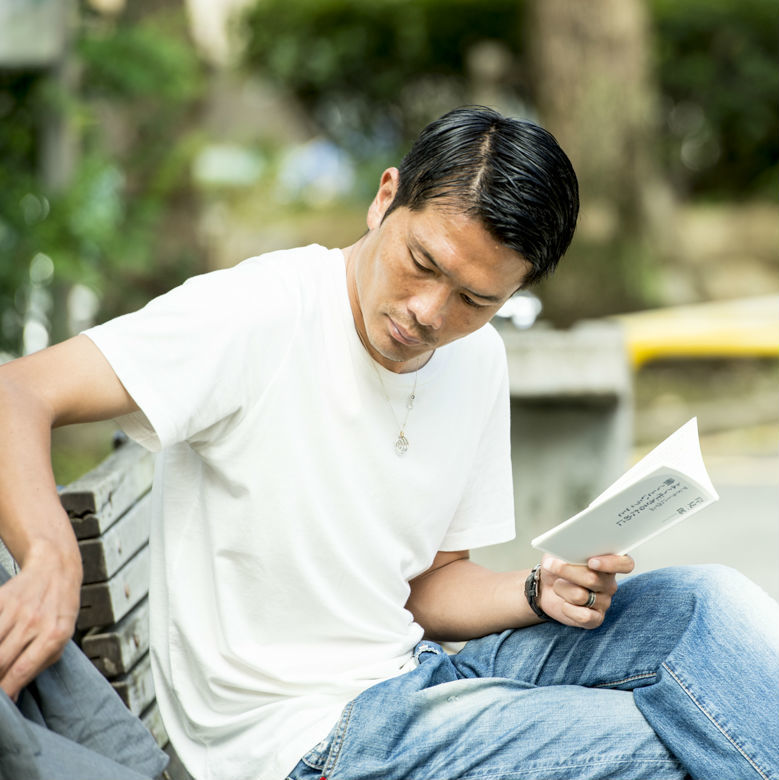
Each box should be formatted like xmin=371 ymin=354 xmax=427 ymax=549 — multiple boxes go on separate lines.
xmin=590 ymin=418 xmax=717 ymax=507
xmin=531 ymin=418 xmax=719 ymax=563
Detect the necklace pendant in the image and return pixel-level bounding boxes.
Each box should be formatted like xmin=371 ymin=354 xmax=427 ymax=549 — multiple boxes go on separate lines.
xmin=407 ymin=392 xmax=415 ymax=410
xmin=395 ymin=431 xmax=409 ymax=456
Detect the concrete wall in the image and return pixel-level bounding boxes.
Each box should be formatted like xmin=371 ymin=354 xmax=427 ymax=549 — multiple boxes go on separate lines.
xmin=473 ymin=321 xmax=632 ymax=572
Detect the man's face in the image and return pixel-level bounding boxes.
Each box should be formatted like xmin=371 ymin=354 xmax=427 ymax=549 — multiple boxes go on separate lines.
xmin=345 ymin=168 xmax=531 ymax=373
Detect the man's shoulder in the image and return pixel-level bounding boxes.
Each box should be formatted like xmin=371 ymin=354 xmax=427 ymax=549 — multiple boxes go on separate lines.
xmin=451 ymin=321 xmax=506 ymax=362
xmin=236 ymin=243 xmax=339 ymax=281
xmin=177 ymin=244 xmax=341 ymax=319
xmin=438 ymin=322 xmax=508 ymax=392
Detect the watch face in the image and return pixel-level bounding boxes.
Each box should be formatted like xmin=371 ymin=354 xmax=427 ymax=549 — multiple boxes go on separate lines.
xmin=525 ymin=565 xmax=548 ymax=621
xmin=525 ymin=566 xmax=540 ymax=598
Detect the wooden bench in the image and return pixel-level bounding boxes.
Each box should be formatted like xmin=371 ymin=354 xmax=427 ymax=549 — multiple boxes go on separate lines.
xmin=57 ymin=433 xmax=191 ymax=780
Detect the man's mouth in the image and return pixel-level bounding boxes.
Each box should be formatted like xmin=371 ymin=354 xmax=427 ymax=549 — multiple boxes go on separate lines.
xmin=388 ymin=318 xmax=424 ymax=347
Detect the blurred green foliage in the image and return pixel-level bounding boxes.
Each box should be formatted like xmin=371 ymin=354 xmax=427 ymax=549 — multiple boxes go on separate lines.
xmin=2 ymin=0 xmax=776 ymax=357
xmin=79 ymin=17 xmax=202 ymax=102
xmin=241 ymin=0 xmax=526 ymax=154
xmin=0 ymin=71 xmax=46 ymax=353
xmin=241 ymin=0 xmax=777 ymax=198
xmin=0 ymin=9 xmax=205 ymax=356
xmin=652 ymin=0 xmax=778 ymax=198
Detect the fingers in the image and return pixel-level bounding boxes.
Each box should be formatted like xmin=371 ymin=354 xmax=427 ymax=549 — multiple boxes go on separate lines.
xmin=542 ymin=556 xmax=621 ymax=596
xmin=539 ymin=555 xmax=632 ymax=629
xmin=553 ymin=578 xmax=604 ymax=608
xmin=0 ymin=621 xmax=36 ymax=699
xmin=0 ymin=628 xmax=70 ymax=699
xmin=558 ymin=600 xmax=604 ymax=629
xmin=551 ymin=578 xmax=612 ymax=626
xmin=588 ymin=554 xmax=635 ymax=574
xmin=0 ymin=568 xmax=78 ymax=700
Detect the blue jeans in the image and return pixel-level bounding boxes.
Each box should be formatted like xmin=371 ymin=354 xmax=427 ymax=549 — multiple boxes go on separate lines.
xmin=287 ymin=566 xmax=779 ymax=780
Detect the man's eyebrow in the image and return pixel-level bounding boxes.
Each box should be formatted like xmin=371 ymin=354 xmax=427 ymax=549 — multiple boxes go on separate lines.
xmin=409 ymin=238 xmax=503 ymax=303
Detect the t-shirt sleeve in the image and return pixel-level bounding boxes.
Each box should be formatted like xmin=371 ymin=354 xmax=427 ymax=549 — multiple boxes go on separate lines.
xmin=438 ymin=333 xmax=516 ymax=552
xmin=83 ymin=257 xmax=296 ymax=451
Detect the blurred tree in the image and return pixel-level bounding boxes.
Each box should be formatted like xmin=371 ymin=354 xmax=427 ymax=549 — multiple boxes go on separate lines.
xmin=240 ymin=0 xmax=527 ymax=156
xmin=240 ymin=0 xmax=777 ymax=201
xmin=75 ymin=9 xmax=207 ymax=317
xmin=526 ymin=0 xmax=668 ymax=321
xmin=527 ymin=0 xmax=660 ymax=236
xmin=238 ymin=0 xmax=776 ymax=321
xmin=0 ymin=71 xmax=40 ymax=356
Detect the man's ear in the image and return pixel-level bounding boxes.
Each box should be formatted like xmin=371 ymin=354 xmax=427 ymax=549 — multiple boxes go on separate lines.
xmin=366 ymin=167 xmax=400 ymax=230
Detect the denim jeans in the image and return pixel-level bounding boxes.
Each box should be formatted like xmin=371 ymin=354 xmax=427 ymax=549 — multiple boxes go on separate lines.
xmin=0 ymin=564 xmax=169 ymax=780
xmin=287 ymin=565 xmax=779 ymax=780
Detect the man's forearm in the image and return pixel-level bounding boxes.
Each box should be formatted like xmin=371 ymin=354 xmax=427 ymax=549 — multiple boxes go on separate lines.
xmin=406 ymin=557 xmax=542 ymax=641
xmin=0 ymin=337 xmax=140 ymax=698
xmin=0 ymin=372 xmax=83 ymax=698
xmin=0 ymin=336 xmax=135 ymax=572
xmin=0 ymin=374 xmax=81 ymax=568
xmin=407 ymin=549 xmax=636 ymax=641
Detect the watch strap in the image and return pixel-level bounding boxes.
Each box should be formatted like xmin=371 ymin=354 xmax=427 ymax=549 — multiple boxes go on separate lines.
xmin=524 ymin=563 xmax=557 ymax=623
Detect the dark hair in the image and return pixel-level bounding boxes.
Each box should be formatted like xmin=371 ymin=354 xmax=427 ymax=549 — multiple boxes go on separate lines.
xmin=384 ymin=106 xmax=579 ymax=285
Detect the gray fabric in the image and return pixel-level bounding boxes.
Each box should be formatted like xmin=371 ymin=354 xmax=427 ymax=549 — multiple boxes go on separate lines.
xmin=0 ymin=564 xmax=169 ymax=780
xmin=0 ymin=540 xmax=17 ymax=577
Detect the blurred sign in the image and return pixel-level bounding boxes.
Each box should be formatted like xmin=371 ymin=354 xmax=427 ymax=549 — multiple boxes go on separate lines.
xmin=0 ymin=0 xmax=69 ymax=67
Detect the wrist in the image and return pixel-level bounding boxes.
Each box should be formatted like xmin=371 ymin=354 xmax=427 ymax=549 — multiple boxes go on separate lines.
xmin=22 ymin=527 xmax=82 ymax=584
xmin=524 ymin=563 xmax=558 ymax=623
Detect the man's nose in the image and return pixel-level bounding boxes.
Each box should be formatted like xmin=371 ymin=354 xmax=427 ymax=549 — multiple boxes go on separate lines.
xmin=408 ymin=282 xmax=449 ymax=330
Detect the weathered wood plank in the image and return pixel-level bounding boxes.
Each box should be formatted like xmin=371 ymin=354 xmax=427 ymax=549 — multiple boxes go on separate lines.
xmin=59 ymin=440 xmax=154 ymax=539
xmin=81 ymin=597 xmax=150 ymax=677
xmin=79 ymin=493 xmax=151 ymax=584
xmin=111 ymin=652 xmax=155 ymax=716
xmin=141 ymin=700 xmax=169 ymax=748
xmin=78 ymin=546 xmax=150 ymax=629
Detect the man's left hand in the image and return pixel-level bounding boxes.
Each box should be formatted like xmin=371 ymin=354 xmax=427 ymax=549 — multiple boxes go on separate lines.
xmin=537 ymin=554 xmax=635 ymax=629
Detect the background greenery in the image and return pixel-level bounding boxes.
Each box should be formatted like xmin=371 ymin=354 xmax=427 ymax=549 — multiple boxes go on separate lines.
xmin=243 ymin=0 xmax=777 ymax=196
xmin=652 ymin=0 xmax=777 ymax=198
xmin=0 ymin=0 xmax=776 ymax=357
xmin=0 ymin=8 xmax=204 ymax=354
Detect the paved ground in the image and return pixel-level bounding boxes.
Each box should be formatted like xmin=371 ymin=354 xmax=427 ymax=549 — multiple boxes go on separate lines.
xmin=634 ymin=456 xmax=779 ymax=600
xmin=630 ymin=449 xmax=779 ymax=600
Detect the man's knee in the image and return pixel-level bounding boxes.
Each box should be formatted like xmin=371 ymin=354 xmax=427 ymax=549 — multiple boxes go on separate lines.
xmin=617 ymin=564 xmax=777 ymax=639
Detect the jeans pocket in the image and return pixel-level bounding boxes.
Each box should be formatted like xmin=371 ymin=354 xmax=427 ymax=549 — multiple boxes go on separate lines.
xmin=300 ymin=734 xmax=331 ymax=772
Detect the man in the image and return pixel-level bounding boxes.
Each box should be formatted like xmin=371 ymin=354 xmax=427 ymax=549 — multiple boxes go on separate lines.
xmin=0 ymin=107 xmax=777 ymax=780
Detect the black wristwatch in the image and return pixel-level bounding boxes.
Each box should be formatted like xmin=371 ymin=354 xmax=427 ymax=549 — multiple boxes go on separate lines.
xmin=524 ymin=563 xmax=556 ymax=622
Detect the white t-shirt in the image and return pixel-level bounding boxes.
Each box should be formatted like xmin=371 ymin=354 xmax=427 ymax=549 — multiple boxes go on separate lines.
xmin=84 ymin=244 xmax=515 ymax=780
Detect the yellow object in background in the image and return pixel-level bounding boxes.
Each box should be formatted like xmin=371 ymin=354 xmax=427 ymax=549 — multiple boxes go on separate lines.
xmin=613 ymin=296 xmax=779 ymax=368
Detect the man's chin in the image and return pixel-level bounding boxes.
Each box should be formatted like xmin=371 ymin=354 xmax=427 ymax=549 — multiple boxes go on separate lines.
xmin=373 ymin=340 xmax=435 ymax=372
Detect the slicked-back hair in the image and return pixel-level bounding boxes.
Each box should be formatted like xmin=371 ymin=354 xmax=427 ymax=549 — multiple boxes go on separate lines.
xmin=384 ymin=106 xmax=579 ymax=285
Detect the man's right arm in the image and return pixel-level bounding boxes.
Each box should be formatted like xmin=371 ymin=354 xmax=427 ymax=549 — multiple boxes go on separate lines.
xmin=0 ymin=334 xmax=138 ymax=699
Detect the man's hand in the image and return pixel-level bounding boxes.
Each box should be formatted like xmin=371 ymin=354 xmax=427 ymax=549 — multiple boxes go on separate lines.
xmin=537 ymin=554 xmax=634 ymax=629
xmin=0 ymin=540 xmax=82 ymax=700
xmin=0 ymin=335 xmax=138 ymax=700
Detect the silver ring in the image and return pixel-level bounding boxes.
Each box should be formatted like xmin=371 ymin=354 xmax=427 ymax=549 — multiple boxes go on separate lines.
xmin=585 ymin=590 xmax=597 ymax=608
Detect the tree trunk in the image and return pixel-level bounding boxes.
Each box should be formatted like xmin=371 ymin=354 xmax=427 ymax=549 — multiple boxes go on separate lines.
xmin=526 ymin=0 xmax=670 ymax=319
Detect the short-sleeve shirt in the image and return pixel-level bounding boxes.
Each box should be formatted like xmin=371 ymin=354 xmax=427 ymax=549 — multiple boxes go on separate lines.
xmin=84 ymin=244 xmax=515 ymax=780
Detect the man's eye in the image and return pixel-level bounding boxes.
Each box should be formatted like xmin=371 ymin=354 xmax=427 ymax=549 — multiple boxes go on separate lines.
xmin=412 ymin=256 xmax=432 ymax=273
xmin=461 ymin=294 xmax=485 ymax=309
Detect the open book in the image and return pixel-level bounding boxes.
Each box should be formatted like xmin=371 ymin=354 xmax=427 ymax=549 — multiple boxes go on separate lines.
xmin=531 ymin=418 xmax=719 ymax=563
